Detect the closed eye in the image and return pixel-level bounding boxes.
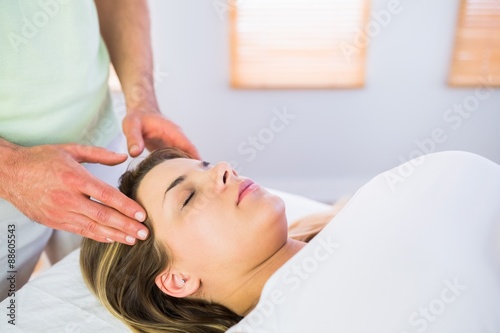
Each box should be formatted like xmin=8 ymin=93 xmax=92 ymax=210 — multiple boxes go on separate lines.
xmin=182 ymin=191 xmax=195 ymax=208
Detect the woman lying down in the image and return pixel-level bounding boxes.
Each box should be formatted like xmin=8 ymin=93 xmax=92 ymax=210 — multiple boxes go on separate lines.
xmin=80 ymin=149 xmax=500 ymax=333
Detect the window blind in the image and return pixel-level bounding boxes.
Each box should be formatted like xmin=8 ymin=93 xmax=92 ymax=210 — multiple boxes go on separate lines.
xmin=229 ymin=0 xmax=370 ymax=88
xmin=449 ymin=0 xmax=500 ymax=86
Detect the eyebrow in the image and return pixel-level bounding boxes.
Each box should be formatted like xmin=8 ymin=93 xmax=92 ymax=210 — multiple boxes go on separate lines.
xmin=163 ymin=175 xmax=185 ymax=203
xmin=162 ymin=161 xmax=210 ymax=206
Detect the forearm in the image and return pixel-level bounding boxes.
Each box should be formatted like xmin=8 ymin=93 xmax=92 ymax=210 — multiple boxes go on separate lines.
xmin=0 ymin=138 xmax=21 ymax=199
xmin=94 ymin=0 xmax=158 ymax=110
xmin=94 ymin=1 xmax=200 ymax=158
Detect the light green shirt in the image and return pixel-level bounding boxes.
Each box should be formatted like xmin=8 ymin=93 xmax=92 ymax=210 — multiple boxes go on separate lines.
xmin=0 ymin=0 xmax=119 ymax=147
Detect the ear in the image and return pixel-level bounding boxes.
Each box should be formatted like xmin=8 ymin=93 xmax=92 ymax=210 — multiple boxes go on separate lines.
xmin=155 ymin=268 xmax=200 ymax=298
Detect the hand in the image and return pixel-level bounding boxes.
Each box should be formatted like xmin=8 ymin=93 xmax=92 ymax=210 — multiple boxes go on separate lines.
xmin=122 ymin=106 xmax=200 ymax=159
xmin=2 ymin=144 xmax=149 ymax=245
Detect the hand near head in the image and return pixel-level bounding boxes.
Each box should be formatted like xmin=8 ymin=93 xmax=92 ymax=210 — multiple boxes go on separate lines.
xmin=0 ymin=143 xmax=149 ymax=245
xmin=122 ymin=106 xmax=200 ymax=159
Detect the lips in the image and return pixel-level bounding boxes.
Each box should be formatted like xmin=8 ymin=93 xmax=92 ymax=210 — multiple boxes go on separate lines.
xmin=237 ymin=179 xmax=255 ymax=205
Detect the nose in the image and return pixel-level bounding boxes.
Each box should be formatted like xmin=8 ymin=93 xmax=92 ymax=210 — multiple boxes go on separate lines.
xmin=212 ymin=161 xmax=238 ymax=192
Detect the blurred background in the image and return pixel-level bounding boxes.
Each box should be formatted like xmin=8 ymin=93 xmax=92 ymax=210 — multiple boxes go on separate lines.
xmin=138 ymin=0 xmax=499 ymax=202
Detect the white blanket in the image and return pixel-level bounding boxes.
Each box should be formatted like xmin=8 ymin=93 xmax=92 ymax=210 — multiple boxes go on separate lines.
xmin=228 ymin=151 xmax=500 ymax=333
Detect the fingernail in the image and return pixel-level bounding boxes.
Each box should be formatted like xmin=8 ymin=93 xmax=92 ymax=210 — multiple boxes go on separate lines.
xmin=130 ymin=145 xmax=139 ymax=154
xmin=137 ymin=229 xmax=148 ymax=240
xmin=126 ymin=235 xmax=136 ymax=244
xmin=106 ymin=238 xmax=114 ymax=243
xmin=135 ymin=212 xmax=146 ymax=221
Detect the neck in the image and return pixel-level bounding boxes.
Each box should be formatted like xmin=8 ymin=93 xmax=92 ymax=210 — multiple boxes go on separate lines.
xmin=220 ymin=238 xmax=306 ymax=316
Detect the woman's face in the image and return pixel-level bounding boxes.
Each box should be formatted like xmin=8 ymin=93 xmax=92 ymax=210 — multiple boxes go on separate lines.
xmin=136 ymin=158 xmax=287 ymax=289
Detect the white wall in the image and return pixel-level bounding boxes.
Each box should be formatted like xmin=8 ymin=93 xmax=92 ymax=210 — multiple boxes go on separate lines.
xmin=148 ymin=0 xmax=500 ymax=202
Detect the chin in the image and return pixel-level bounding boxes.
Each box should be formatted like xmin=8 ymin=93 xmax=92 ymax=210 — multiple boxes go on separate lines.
xmin=259 ymin=192 xmax=287 ymax=230
xmin=263 ymin=190 xmax=286 ymax=214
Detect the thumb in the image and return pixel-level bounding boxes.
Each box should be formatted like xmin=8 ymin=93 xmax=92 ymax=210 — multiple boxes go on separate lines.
xmin=62 ymin=144 xmax=128 ymax=165
xmin=123 ymin=115 xmax=145 ymax=157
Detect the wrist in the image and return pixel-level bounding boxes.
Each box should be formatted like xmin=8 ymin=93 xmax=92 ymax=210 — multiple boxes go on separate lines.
xmin=0 ymin=139 xmax=22 ymax=199
xmin=125 ymin=94 xmax=161 ymax=115
xmin=122 ymin=72 xmax=159 ymax=112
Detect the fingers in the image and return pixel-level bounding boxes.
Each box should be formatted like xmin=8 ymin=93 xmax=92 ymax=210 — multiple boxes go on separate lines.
xmin=63 ymin=144 xmax=128 ymax=165
xmin=143 ymin=116 xmax=202 ymax=159
xmin=124 ymin=111 xmax=201 ymax=158
xmin=79 ymin=177 xmax=149 ymax=240
xmin=61 ymin=212 xmax=139 ymax=245
xmin=141 ymin=136 xmax=200 ymax=160
xmin=81 ymin=199 xmax=148 ymax=245
xmin=176 ymin=138 xmax=201 ymax=160
xmin=122 ymin=115 xmax=145 ymax=157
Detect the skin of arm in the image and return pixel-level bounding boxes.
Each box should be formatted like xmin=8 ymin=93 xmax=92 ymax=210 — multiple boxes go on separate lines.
xmin=94 ymin=0 xmax=200 ymax=159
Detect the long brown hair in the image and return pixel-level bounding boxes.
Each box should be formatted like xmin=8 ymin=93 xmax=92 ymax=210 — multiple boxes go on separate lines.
xmin=80 ymin=148 xmax=242 ymax=333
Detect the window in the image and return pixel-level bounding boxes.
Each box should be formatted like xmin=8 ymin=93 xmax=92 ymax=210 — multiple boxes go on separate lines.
xmin=229 ymin=0 xmax=370 ymax=89
xmin=449 ymin=0 xmax=500 ymax=87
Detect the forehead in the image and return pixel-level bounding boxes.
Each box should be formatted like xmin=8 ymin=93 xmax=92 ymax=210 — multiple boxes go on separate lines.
xmin=136 ymin=158 xmax=196 ymax=203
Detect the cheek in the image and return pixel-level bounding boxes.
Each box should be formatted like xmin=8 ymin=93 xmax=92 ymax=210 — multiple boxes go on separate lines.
xmin=224 ymin=195 xmax=288 ymax=262
xmin=242 ymin=192 xmax=286 ymax=232
xmin=167 ymin=210 xmax=236 ymax=266
xmin=252 ymin=196 xmax=288 ymax=247
xmin=176 ymin=215 xmax=251 ymax=268
xmin=254 ymin=195 xmax=286 ymax=229
xmin=168 ymin=195 xmax=287 ymax=270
